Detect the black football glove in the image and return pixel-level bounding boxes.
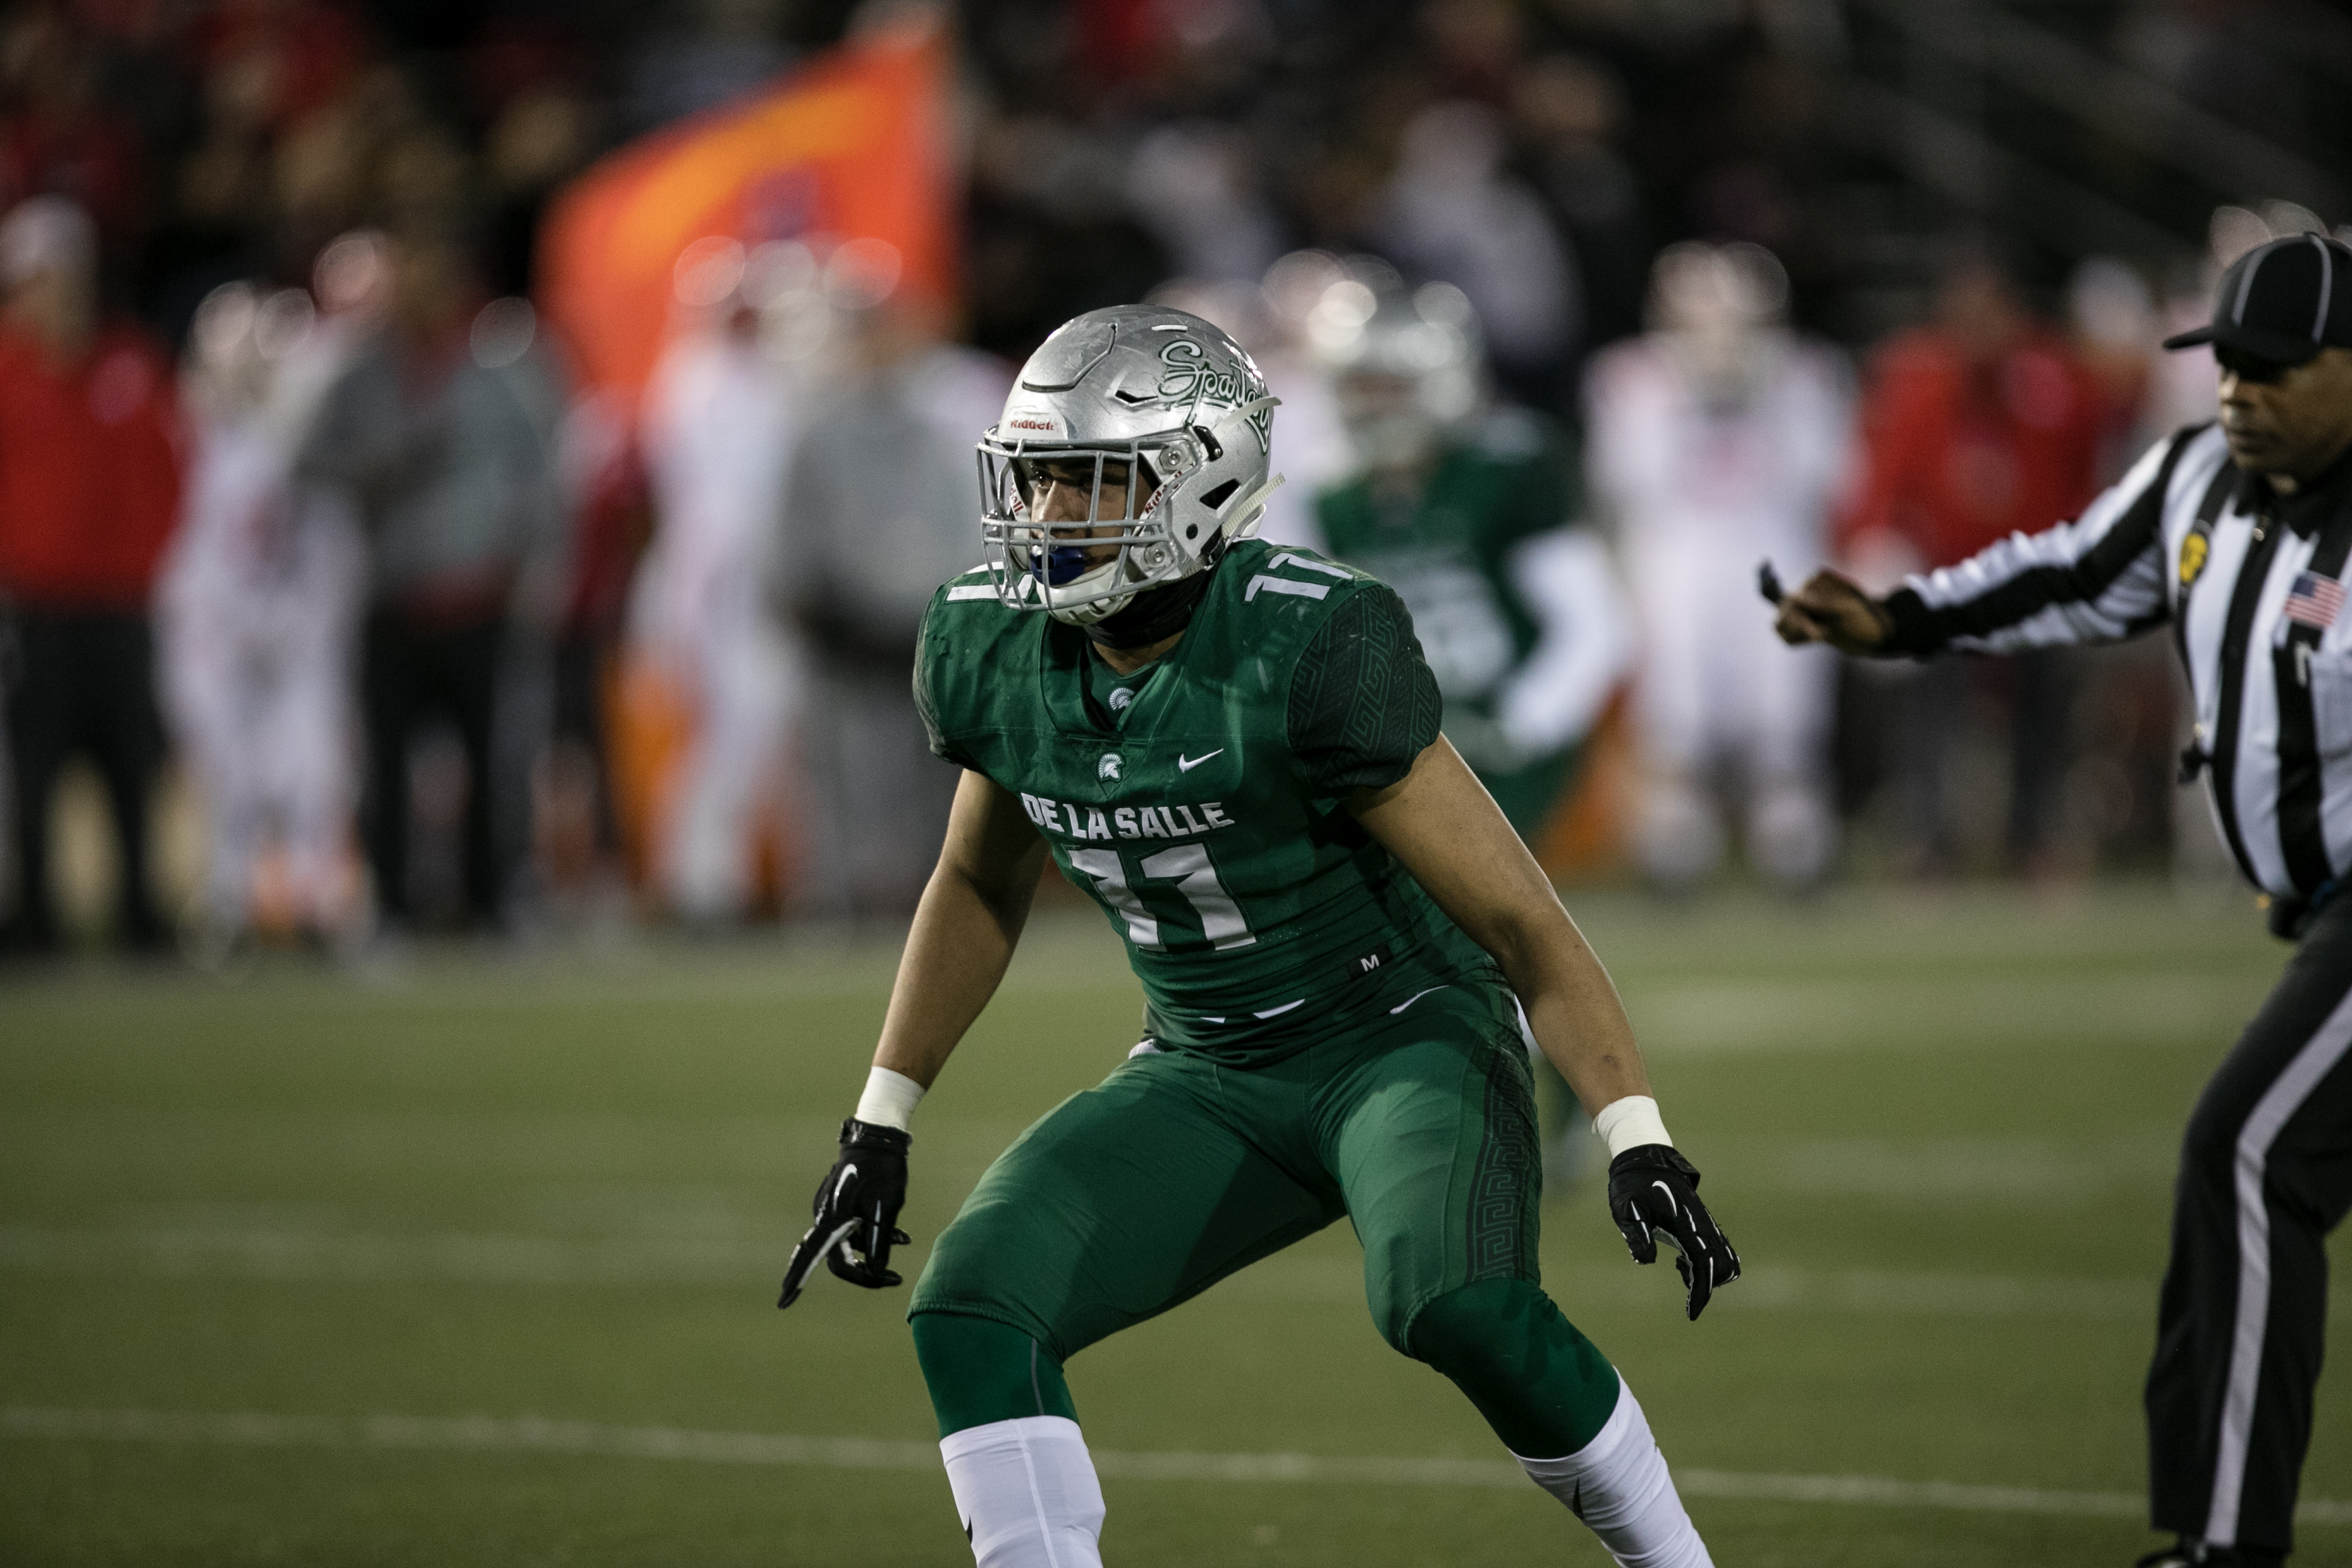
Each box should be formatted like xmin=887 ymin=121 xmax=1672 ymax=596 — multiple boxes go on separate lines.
xmin=1608 ymin=1144 xmax=1739 ymax=1322
xmin=777 ymin=1119 xmax=912 ymax=1309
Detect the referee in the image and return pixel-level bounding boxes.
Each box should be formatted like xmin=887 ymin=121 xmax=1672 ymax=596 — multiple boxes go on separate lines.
xmin=1774 ymin=232 xmax=2352 ymax=1568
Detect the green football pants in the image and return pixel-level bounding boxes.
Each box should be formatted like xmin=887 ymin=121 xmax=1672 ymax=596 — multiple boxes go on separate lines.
xmin=910 ymin=979 xmax=1622 ymax=1455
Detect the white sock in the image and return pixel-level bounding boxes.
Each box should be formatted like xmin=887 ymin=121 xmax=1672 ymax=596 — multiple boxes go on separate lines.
xmin=1513 ymin=1375 xmax=1712 ymax=1568
xmin=939 ymin=1415 xmax=1107 ymax=1568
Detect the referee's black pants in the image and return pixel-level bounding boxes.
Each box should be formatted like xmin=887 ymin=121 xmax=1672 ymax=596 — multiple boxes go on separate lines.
xmin=2146 ymin=894 xmax=2352 ymax=1563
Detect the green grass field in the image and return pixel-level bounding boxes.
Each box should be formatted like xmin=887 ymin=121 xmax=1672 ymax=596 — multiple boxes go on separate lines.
xmin=3 ymin=885 xmax=2347 ymax=1566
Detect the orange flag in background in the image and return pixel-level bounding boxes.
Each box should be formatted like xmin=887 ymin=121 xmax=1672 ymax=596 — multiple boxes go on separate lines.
xmin=537 ymin=20 xmax=957 ymax=395
xmin=538 ymin=22 xmax=955 ymax=907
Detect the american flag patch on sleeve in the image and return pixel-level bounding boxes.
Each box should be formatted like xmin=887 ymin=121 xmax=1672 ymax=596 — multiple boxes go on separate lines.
xmin=2284 ymin=570 xmax=2347 ymax=630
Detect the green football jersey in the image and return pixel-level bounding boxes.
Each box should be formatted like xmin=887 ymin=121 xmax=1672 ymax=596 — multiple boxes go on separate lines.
xmin=916 ymin=538 xmax=1500 ymax=1065
xmin=1314 ymin=410 xmax=1584 ymax=831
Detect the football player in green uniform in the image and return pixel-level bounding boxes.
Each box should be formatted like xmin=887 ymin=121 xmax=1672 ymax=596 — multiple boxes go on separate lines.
xmin=1309 ymin=275 xmax=1630 ymax=838
xmin=777 ymin=305 xmax=1736 ymax=1568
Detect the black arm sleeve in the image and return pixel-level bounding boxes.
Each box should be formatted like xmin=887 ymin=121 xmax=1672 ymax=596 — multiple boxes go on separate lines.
xmin=1287 ymin=583 xmax=1444 ymax=795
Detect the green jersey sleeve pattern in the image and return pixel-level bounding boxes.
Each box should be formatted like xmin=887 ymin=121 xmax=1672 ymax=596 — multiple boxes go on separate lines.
xmin=1286 ymin=583 xmax=1443 ymax=795
xmin=914 ymin=590 xmax=975 ymax=769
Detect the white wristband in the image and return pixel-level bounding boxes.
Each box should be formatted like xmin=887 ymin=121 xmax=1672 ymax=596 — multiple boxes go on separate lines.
xmin=855 ymin=1067 xmax=926 ymax=1131
xmin=1592 ymin=1095 xmax=1672 ymax=1159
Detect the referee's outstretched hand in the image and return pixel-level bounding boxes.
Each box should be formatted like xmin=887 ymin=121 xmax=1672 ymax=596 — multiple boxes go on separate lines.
xmin=1771 ymin=567 xmax=1894 ymax=655
xmin=1608 ymin=1145 xmax=1740 ymax=1321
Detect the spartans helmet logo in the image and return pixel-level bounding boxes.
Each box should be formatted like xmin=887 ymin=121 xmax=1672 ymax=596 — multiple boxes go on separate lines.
xmin=1155 ymin=338 xmax=1246 ymax=411
xmin=1098 ymin=753 xmax=1123 ymax=779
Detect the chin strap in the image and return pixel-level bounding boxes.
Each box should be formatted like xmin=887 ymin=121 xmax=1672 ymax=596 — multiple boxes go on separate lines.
xmin=1222 ymin=472 xmax=1285 ymax=542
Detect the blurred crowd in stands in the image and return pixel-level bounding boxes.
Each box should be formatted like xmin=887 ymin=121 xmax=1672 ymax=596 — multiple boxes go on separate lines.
xmin=0 ymin=0 xmax=2339 ymax=957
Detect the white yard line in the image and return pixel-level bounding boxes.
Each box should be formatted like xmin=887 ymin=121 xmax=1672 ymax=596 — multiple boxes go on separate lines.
xmin=4 ymin=1406 xmax=2347 ymax=1527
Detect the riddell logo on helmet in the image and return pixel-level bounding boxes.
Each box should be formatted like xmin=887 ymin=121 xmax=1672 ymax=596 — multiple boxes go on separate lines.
xmin=1008 ymin=415 xmax=1060 ymax=432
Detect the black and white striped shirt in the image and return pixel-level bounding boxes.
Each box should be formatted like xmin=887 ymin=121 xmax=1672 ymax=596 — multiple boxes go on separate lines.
xmin=1880 ymin=423 xmax=2352 ymax=901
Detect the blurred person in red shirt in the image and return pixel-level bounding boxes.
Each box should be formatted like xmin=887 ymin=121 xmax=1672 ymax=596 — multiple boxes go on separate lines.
xmin=1839 ymin=244 xmax=2104 ymax=876
xmin=0 ymin=195 xmax=183 ymax=952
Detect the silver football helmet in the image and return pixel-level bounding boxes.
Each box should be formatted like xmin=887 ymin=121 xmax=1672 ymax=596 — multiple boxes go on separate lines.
xmin=1307 ymin=262 xmax=1483 ymax=472
xmin=978 ymin=305 xmax=1282 ymax=624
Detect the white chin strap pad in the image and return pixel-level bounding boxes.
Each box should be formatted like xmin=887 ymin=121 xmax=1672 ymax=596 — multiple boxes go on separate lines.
xmin=1513 ymin=1376 xmax=1712 ymax=1567
xmin=940 ymin=1415 xmax=1106 ymax=1568
xmin=1221 ymin=472 xmax=1284 ymax=542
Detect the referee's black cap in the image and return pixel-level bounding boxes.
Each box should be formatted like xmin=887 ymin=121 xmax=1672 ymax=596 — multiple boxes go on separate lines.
xmin=2165 ymin=232 xmax=2352 ymax=365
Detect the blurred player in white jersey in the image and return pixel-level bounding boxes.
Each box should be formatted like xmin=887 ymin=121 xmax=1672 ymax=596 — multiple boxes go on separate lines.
xmin=634 ymin=239 xmax=805 ymax=922
xmin=157 ymin=235 xmax=384 ymax=947
xmin=1585 ymin=242 xmax=1853 ymax=891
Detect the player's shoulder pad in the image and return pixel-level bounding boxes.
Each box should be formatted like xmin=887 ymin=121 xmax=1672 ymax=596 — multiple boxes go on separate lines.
xmin=923 ymin=562 xmax=1040 ymax=636
xmin=1213 ymin=538 xmax=1385 ymax=620
xmin=918 ymin=564 xmax=1035 ymax=719
xmin=1191 ymin=538 xmax=1397 ymax=681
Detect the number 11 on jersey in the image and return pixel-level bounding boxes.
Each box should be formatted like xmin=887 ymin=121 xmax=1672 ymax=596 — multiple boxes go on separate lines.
xmin=1068 ymin=844 xmax=1256 ymax=952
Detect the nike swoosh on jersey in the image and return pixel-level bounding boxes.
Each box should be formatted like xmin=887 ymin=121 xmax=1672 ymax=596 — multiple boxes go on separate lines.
xmin=1387 ymin=985 xmax=1449 ymax=1016
xmin=1177 ymin=749 xmax=1224 ymax=771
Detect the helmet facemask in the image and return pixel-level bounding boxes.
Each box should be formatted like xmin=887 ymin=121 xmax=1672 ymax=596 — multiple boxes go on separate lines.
xmin=978 ymin=397 xmax=1279 ymax=626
